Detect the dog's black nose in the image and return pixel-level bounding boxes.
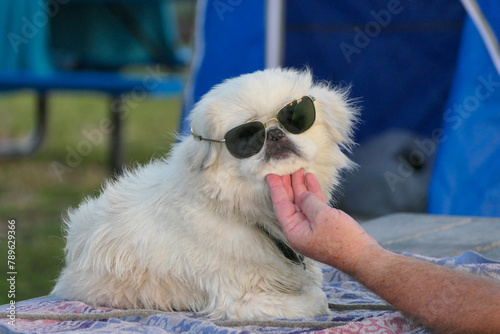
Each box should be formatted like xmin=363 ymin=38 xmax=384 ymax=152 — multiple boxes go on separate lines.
xmin=267 ymin=128 xmax=285 ymax=141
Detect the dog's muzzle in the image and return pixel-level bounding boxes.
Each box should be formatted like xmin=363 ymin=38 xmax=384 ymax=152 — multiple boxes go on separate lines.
xmin=264 ymin=127 xmax=301 ymax=161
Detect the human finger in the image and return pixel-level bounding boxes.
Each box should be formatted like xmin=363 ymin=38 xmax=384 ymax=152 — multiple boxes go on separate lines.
xmin=280 ymin=174 xmax=294 ymax=202
xmin=299 ymin=191 xmax=333 ymax=224
xmin=266 ymin=174 xmax=295 ymax=215
xmin=291 ymin=169 xmax=308 ymax=206
xmin=304 ymin=173 xmax=327 ymax=204
xmin=267 ymin=174 xmax=305 ymax=231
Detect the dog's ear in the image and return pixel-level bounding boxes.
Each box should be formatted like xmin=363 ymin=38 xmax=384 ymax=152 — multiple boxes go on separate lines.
xmin=312 ymin=84 xmax=359 ymax=151
xmin=185 ymin=137 xmax=220 ymax=170
xmin=183 ymin=104 xmax=222 ymax=170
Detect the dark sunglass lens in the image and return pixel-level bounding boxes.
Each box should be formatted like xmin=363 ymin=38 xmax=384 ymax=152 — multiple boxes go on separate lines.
xmin=224 ymin=122 xmax=266 ymax=158
xmin=277 ymin=96 xmax=316 ymax=134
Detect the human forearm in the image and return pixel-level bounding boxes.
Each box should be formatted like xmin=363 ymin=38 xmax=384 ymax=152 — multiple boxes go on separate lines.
xmin=267 ymin=171 xmax=500 ymax=332
xmin=351 ymin=246 xmax=500 ymax=334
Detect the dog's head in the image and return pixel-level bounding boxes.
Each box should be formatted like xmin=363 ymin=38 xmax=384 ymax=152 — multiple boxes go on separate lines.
xmin=184 ymin=68 xmax=357 ymax=203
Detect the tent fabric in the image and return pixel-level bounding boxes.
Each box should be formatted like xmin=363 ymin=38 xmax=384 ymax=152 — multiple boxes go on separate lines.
xmin=180 ymin=1 xmax=465 ymax=143
xmin=284 ymin=1 xmax=465 ymax=144
xmin=0 ymin=1 xmax=54 ymax=73
xmin=0 ymin=0 xmax=181 ymax=74
xmin=50 ymin=0 xmax=182 ymax=70
xmin=428 ymin=0 xmax=500 ymax=217
xmin=180 ymin=0 xmax=266 ymax=134
xmin=462 ymin=0 xmax=500 ymax=74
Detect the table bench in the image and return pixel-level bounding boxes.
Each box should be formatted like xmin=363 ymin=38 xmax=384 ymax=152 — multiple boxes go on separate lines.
xmin=363 ymin=213 xmax=500 ymax=260
xmin=0 ymin=70 xmax=184 ymax=173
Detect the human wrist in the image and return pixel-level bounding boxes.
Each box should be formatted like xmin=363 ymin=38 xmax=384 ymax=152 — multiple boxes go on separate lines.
xmin=350 ymin=243 xmax=387 ymax=281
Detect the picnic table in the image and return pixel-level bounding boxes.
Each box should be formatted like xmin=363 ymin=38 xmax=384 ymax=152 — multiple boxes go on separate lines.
xmin=1 ymin=213 xmax=498 ymax=333
xmin=0 ymin=0 xmax=185 ymax=173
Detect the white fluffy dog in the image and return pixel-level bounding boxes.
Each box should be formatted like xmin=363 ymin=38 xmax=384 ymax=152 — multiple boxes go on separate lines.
xmin=52 ymin=68 xmax=357 ymax=319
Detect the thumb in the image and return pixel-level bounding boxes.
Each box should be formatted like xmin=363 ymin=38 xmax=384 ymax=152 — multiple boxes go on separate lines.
xmin=299 ymin=191 xmax=332 ymax=223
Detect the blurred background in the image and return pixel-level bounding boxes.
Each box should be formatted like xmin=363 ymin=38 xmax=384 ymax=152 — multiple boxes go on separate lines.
xmin=1 ymin=0 xmax=499 ymax=303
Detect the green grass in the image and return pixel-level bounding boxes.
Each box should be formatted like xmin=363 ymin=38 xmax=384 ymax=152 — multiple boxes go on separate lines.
xmin=0 ymin=90 xmax=181 ymax=304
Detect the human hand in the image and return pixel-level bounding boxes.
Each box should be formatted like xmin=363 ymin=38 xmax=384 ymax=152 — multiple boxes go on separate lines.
xmin=266 ymin=170 xmax=380 ymax=275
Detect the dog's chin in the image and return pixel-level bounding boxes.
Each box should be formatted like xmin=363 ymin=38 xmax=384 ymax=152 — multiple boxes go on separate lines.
xmin=254 ymin=144 xmax=310 ymax=177
xmin=264 ymin=139 xmax=301 ymax=162
xmin=236 ymin=136 xmax=318 ymax=180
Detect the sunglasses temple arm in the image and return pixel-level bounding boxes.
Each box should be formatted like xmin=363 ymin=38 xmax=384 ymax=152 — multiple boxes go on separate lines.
xmin=191 ymin=128 xmax=225 ymax=143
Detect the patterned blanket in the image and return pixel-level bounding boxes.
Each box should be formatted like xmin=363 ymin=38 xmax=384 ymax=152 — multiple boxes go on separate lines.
xmin=1 ymin=251 xmax=498 ymax=334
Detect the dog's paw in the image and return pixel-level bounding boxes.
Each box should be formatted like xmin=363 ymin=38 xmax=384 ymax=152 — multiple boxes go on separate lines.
xmin=226 ymin=286 xmax=330 ymax=319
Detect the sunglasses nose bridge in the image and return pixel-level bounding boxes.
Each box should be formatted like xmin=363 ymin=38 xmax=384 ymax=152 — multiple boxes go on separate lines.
xmin=263 ymin=117 xmax=279 ymax=129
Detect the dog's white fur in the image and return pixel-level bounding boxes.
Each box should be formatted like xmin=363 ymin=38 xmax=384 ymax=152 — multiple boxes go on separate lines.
xmin=52 ymin=68 xmax=357 ymax=319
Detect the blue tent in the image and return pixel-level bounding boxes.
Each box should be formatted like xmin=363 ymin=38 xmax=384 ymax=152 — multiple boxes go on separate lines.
xmin=429 ymin=0 xmax=500 ymax=217
xmin=181 ymin=0 xmax=500 ymax=218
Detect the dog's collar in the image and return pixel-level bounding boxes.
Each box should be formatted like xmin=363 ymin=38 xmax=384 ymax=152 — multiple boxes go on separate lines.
xmin=256 ymin=224 xmax=306 ymax=270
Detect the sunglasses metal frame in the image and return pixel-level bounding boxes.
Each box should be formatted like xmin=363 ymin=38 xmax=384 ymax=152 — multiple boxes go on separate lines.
xmin=191 ymin=95 xmax=316 ymax=158
xmin=191 ymin=95 xmax=316 ymax=143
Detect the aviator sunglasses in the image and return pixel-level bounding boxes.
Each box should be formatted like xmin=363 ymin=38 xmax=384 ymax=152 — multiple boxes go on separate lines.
xmin=191 ymin=96 xmax=316 ymax=159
